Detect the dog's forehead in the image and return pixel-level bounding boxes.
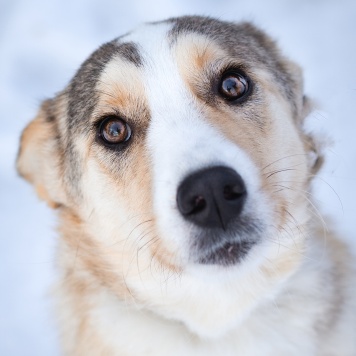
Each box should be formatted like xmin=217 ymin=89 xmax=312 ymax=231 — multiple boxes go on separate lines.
xmin=67 ymin=16 xmax=297 ymax=136
xmin=122 ymin=21 xmax=171 ymax=56
xmin=119 ymin=22 xmax=191 ymax=114
xmin=117 ymin=17 xmax=266 ymax=74
xmin=98 ymin=18 xmax=264 ymax=112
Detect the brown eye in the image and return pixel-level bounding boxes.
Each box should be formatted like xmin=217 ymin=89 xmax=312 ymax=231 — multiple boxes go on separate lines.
xmin=99 ymin=116 xmax=131 ymax=144
xmin=219 ymin=72 xmax=249 ymax=101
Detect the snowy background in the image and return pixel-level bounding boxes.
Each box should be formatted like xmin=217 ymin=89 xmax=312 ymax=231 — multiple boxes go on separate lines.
xmin=1 ymin=0 xmax=355 ymax=355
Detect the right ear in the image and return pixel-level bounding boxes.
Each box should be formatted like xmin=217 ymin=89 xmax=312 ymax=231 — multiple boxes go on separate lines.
xmin=17 ymin=99 xmax=67 ymax=208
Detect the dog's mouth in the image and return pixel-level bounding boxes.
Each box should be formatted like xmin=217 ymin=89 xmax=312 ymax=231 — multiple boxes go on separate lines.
xmin=191 ymin=215 xmax=261 ymax=266
xmin=197 ymin=240 xmax=254 ymax=266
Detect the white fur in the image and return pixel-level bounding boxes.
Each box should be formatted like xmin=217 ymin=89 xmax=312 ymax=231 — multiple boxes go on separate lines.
xmin=48 ymin=21 xmax=356 ymax=355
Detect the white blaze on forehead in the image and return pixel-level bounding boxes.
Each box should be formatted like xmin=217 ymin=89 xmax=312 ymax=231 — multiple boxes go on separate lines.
xmin=123 ymin=23 xmax=265 ymax=263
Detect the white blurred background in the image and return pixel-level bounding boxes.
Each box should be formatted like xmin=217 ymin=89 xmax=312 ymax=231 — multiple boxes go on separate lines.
xmin=1 ymin=0 xmax=355 ymax=355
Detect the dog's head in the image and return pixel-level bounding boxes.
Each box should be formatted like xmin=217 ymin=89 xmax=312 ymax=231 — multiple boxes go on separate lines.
xmin=17 ymin=16 xmax=322 ymax=337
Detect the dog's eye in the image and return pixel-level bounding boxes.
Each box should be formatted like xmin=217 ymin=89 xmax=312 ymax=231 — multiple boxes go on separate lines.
xmin=99 ymin=116 xmax=131 ymax=144
xmin=219 ymin=72 xmax=249 ymax=101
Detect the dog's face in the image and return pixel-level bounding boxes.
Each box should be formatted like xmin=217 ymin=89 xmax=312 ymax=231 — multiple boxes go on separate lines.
xmin=18 ymin=17 xmax=321 ymax=337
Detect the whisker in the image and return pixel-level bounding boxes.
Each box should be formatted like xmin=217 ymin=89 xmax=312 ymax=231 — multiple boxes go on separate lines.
xmin=308 ymin=175 xmax=344 ymax=213
xmin=109 ymin=218 xmax=154 ymax=248
xmin=265 ymin=236 xmax=318 ymax=263
xmin=262 ymin=153 xmax=309 ymax=172
xmin=264 ymin=168 xmax=297 ymax=179
xmin=271 ymin=175 xmax=343 ymax=214
xmin=273 ymin=184 xmax=329 ymax=234
xmin=137 ymin=234 xmax=158 ymax=253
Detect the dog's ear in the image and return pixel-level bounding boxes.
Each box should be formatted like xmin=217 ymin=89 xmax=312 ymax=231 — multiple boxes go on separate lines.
xmin=281 ymin=60 xmax=307 ymax=123
xmin=299 ymin=95 xmax=325 ymax=176
xmin=17 ymin=99 xmax=67 ymax=208
xmin=283 ymin=60 xmax=324 ymax=175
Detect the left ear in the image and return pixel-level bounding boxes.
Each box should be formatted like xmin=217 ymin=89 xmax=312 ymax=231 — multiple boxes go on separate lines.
xmin=284 ymin=60 xmax=324 ymax=175
xmin=281 ymin=60 xmax=306 ymax=123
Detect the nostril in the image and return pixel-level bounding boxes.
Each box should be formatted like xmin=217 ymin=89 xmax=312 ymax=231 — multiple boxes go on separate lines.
xmin=223 ymin=184 xmax=245 ymax=201
xmin=177 ymin=193 xmax=207 ymax=216
xmin=190 ymin=195 xmax=206 ymax=215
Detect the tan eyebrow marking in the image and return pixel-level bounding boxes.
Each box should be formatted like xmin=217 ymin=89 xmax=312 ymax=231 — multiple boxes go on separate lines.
xmin=94 ymin=56 xmax=149 ymax=126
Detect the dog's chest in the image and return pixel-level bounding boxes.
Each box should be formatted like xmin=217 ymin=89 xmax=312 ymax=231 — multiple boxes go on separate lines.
xmin=92 ymin=286 xmax=318 ymax=356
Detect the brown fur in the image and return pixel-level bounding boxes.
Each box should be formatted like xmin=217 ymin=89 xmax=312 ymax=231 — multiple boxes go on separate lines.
xmin=17 ymin=16 xmax=354 ymax=355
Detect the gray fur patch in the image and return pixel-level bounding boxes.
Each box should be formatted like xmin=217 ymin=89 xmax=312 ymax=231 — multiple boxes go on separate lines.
xmin=165 ymin=16 xmax=300 ymax=117
xmin=67 ymin=40 xmax=142 ymax=134
xmin=64 ymin=41 xmax=142 ymax=196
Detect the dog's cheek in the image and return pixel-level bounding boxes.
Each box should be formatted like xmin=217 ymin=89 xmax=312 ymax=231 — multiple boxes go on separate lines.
xmin=78 ymin=142 xmax=176 ymax=282
xmin=261 ymin=90 xmax=311 ymax=224
xmin=118 ymin=143 xmax=182 ymax=271
xmin=73 ymin=159 xmax=146 ymax=297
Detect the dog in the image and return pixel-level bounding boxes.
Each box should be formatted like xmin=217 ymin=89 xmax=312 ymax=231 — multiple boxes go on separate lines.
xmin=17 ymin=16 xmax=355 ymax=355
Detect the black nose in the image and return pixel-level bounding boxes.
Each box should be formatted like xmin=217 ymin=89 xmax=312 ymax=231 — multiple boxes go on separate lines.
xmin=177 ymin=166 xmax=247 ymax=229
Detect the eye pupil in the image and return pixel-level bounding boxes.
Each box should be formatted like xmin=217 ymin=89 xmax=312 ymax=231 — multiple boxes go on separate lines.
xmin=109 ymin=122 xmax=122 ymax=137
xmin=223 ymin=77 xmax=242 ymax=95
xmin=100 ymin=117 xmax=131 ymax=144
xmin=219 ymin=72 xmax=249 ymax=101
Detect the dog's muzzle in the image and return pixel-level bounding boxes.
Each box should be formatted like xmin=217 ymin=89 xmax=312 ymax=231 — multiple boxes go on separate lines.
xmin=177 ymin=166 xmax=255 ymax=266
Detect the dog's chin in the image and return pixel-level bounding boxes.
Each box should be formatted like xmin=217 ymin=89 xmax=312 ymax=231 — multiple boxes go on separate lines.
xmin=190 ymin=216 xmax=262 ymax=267
xmin=197 ymin=240 xmax=255 ymax=266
